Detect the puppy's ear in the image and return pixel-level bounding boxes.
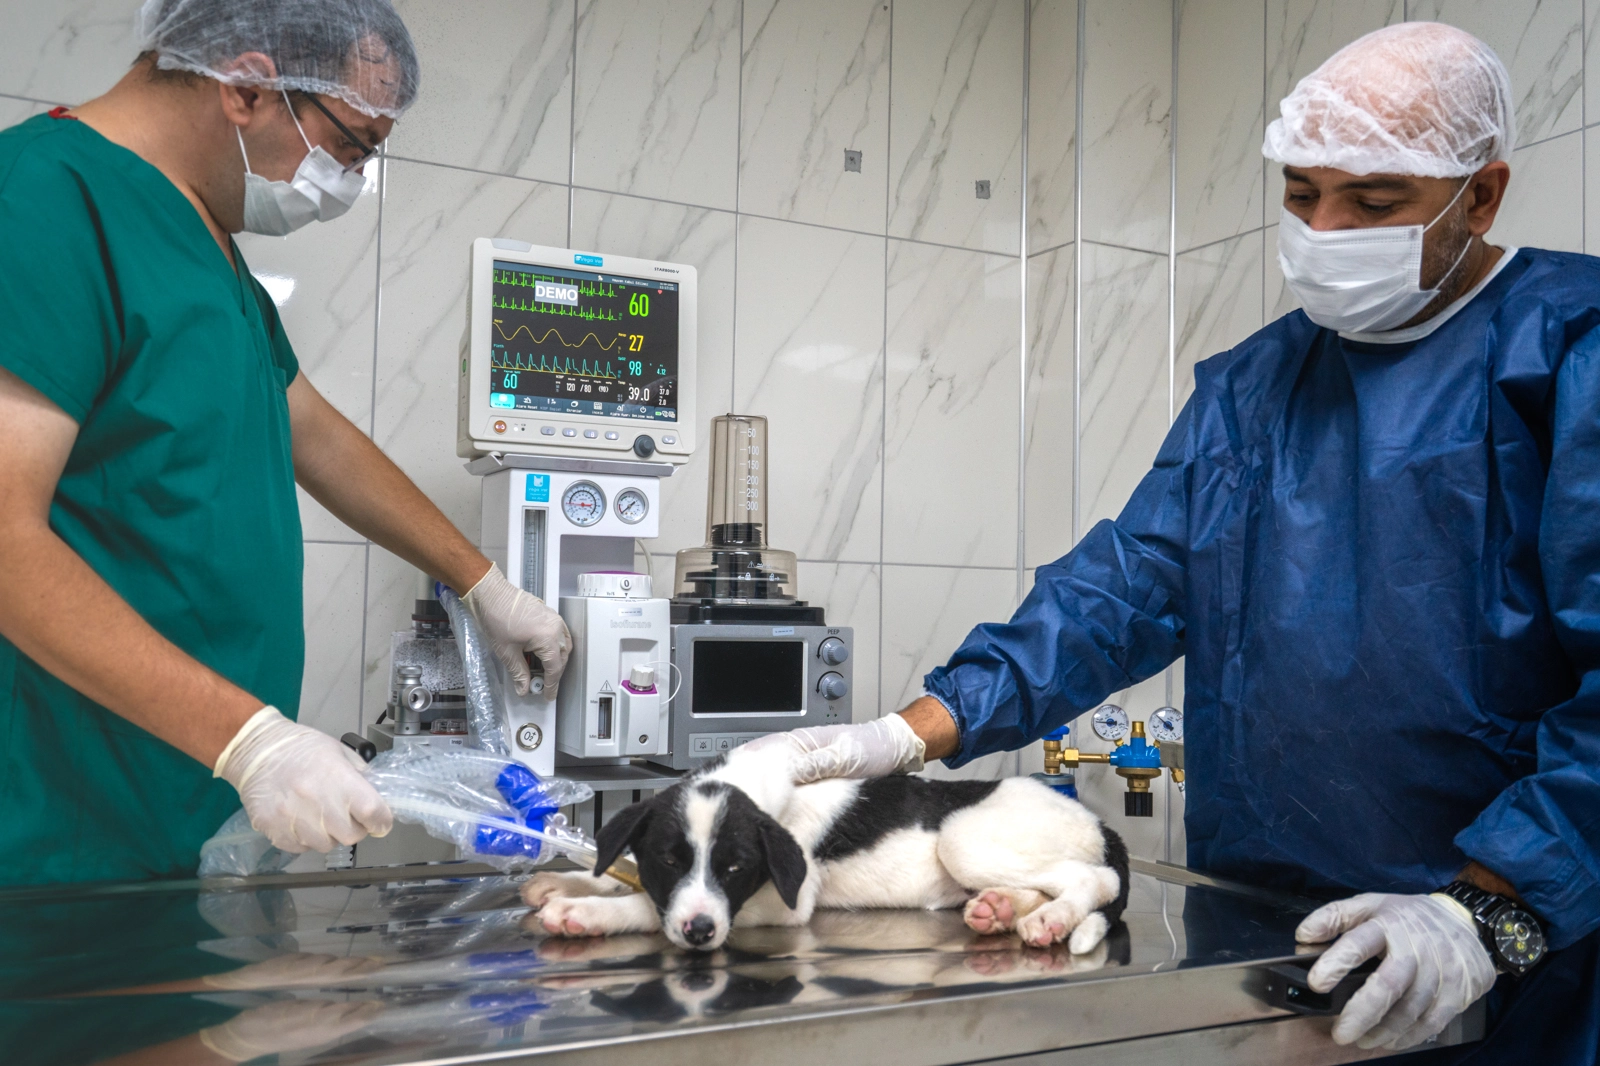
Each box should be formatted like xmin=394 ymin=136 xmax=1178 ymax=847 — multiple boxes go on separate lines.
xmin=755 ymin=812 xmax=808 ymax=909
xmin=594 ymin=800 xmax=651 ymax=878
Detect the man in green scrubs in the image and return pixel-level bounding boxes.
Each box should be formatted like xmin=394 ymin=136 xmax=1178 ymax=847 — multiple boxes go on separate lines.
xmin=0 ymin=0 xmax=570 ymax=885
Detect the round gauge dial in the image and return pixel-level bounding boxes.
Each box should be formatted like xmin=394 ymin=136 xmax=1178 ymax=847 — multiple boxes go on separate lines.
xmin=614 ymin=487 xmax=649 ymax=524
xmin=561 ymin=481 xmax=606 ymax=527
xmin=1149 ymin=706 xmax=1184 ymax=743
xmin=1091 ymin=704 xmax=1130 ymax=743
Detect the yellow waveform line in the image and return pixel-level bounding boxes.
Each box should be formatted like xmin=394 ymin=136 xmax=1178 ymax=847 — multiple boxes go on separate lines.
xmin=493 ymin=321 xmax=628 ymax=349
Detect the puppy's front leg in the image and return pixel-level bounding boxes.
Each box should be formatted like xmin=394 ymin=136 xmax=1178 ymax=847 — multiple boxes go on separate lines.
xmin=540 ymin=893 xmax=661 ymax=938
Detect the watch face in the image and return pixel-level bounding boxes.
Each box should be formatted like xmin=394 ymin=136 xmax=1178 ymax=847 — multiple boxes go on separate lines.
xmin=1490 ymin=905 xmax=1547 ymax=972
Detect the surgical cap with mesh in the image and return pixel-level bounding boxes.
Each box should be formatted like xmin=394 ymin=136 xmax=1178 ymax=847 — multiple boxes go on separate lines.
xmin=1262 ymin=22 xmax=1514 ymax=178
xmin=136 ymin=0 xmax=419 ymax=119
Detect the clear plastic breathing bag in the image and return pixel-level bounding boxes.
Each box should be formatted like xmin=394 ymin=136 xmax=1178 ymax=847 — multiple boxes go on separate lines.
xmin=367 ymin=745 xmax=596 ymax=871
xmin=199 ymin=808 xmax=297 ymax=878
xmin=438 ymin=587 xmax=510 ymax=755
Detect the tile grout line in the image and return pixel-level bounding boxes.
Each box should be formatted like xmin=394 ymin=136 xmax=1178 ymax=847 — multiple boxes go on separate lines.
xmin=1070 ymin=0 xmax=1085 ymax=755
xmin=377 ymin=155 xmax=1024 ymax=259
xmin=1015 ymin=0 xmax=1032 ymax=778
xmin=568 ymin=0 xmax=578 ymax=247
xmin=732 ymin=0 xmax=744 ymax=413
xmin=879 ymin=0 xmax=894 ymax=721
xmin=1018 ymin=0 xmax=1031 ymax=611
xmin=1164 ymin=0 xmax=1179 ymax=867
xmin=357 ymin=146 xmax=388 ymax=734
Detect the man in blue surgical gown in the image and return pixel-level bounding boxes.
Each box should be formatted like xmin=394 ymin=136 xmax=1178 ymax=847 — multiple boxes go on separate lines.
xmin=740 ymin=21 xmax=1600 ymax=1065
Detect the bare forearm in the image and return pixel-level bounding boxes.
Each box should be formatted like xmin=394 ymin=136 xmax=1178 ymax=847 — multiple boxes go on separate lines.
xmin=290 ymin=380 xmax=488 ymax=593
xmin=899 ymin=695 xmax=960 ymax=761
xmin=0 ymin=523 xmax=260 ymax=765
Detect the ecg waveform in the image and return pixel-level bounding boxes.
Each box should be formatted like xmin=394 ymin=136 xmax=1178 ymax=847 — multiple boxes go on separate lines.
xmin=493 ymin=321 xmax=628 ymax=349
xmin=493 ymin=295 xmax=621 ymax=321
xmin=492 ymin=352 xmax=634 ymax=379
xmin=493 ymin=269 xmax=622 ymax=298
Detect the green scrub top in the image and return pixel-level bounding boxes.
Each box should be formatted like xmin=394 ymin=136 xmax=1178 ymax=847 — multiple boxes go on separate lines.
xmin=0 ymin=113 xmax=304 ymax=884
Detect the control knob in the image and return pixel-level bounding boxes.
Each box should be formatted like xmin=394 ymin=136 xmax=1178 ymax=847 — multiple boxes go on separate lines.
xmin=817 ymin=637 xmax=849 ymax=665
xmin=817 ymin=672 xmax=848 ymax=701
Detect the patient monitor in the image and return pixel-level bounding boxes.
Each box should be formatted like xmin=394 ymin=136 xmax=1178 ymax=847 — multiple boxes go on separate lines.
xmin=457 ymin=238 xmax=697 ymax=463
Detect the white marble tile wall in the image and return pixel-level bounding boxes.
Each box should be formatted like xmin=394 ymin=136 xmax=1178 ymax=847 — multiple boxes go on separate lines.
xmin=22 ymin=0 xmax=1596 ymax=856
xmin=0 ymin=0 xmax=1044 ymax=748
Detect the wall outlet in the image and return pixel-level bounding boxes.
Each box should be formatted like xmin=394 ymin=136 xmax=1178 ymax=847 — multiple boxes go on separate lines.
xmin=975 ymin=179 xmax=991 ymax=199
xmin=844 ymin=149 xmax=862 ymax=172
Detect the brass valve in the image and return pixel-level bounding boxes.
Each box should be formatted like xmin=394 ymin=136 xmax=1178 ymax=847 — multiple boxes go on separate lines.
xmin=1041 ymin=735 xmax=1111 ymax=776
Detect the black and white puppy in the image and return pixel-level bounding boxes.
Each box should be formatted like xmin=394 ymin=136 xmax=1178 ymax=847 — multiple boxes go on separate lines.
xmin=523 ymin=746 xmax=1129 ymax=954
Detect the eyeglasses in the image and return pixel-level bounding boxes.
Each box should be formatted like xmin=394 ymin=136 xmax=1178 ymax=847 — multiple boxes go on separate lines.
xmin=296 ymin=92 xmax=380 ymax=173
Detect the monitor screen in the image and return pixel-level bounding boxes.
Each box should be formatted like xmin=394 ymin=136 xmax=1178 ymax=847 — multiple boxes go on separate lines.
xmin=691 ymin=640 xmax=805 ymax=714
xmin=489 ymin=260 xmax=679 ymax=423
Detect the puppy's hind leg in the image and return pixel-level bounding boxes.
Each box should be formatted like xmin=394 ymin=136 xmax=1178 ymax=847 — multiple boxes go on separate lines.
xmin=1067 ymin=911 xmax=1110 ymax=955
xmin=962 ymin=888 xmax=1049 ymax=935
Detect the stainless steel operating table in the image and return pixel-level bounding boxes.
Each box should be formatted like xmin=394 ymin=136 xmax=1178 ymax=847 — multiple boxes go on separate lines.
xmin=0 ymin=857 xmax=1482 ymax=1065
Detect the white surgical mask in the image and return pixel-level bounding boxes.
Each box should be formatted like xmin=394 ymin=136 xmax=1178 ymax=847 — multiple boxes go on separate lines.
xmin=236 ymin=92 xmax=366 ymax=236
xmin=1277 ymin=178 xmax=1473 ymax=334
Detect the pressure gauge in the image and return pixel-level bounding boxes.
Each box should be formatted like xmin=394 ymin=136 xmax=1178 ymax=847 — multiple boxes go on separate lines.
xmin=1091 ymin=704 xmax=1130 ymax=743
xmin=614 ymin=487 xmax=649 ymax=524
xmin=561 ymin=481 xmax=606 ymax=527
xmin=1150 ymin=706 xmax=1184 ymax=743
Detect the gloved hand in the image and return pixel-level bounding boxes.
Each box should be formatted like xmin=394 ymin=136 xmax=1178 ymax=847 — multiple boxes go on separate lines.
xmin=202 ymin=952 xmax=386 ymax=990
xmin=1296 ymin=892 xmax=1496 ymax=1051
xmin=741 ymin=714 xmax=926 ymax=782
xmin=462 ymin=563 xmax=571 ymax=698
xmin=214 ymin=707 xmax=393 ymax=853
xmin=199 ymin=999 xmax=383 ymax=1061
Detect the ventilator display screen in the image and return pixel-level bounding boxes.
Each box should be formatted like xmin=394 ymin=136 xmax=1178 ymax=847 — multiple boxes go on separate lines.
xmin=488 ymin=260 xmax=678 ymax=422
xmin=692 ymin=640 xmax=805 ymax=714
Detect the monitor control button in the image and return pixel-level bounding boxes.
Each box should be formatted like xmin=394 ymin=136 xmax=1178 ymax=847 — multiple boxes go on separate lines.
xmin=540 ymin=426 xmax=556 ymax=436
xmin=562 ymin=428 xmax=577 ymax=437
xmin=662 ymin=434 xmax=678 ymax=445
xmin=583 ymin=429 xmax=598 ymax=439
xmin=818 ymin=637 xmax=849 ymax=665
xmin=605 ymin=431 xmax=619 ymax=440
xmin=817 ymin=672 xmax=848 ymax=701
xmin=493 ymin=420 xmax=507 ymax=434
xmin=633 ymin=435 xmax=656 ymax=458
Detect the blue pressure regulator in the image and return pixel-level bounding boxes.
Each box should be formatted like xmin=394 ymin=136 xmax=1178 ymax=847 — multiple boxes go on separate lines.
xmin=1033 ymin=705 xmax=1185 ymax=817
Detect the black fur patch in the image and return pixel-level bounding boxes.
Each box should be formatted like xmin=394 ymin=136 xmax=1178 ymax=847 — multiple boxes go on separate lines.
xmin=1098 ymin=825 xmax=1131 ymax=924
xmin=813 ymin=777 xmax=1002 ymax=863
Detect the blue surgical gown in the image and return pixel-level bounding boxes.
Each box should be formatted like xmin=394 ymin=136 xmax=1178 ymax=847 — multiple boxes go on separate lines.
xmin=924 ymin=247 xmax=1600 ymax=1063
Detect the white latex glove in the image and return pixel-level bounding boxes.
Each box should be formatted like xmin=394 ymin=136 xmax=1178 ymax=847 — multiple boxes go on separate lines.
xmin=740 ymin=715 xmax=926 ymax=783
xmin=214 ymin=707 xmax=393 ymax=853
xmin=462 ymin=563 xmax=571 ymax=698
xmin=202 ymin=952 xmax=386 ymax=990
xmin=198 ymin=999 xmax=383 ymax=1061
xmin=1296 ymin=892 xmax=1497 ymax=1051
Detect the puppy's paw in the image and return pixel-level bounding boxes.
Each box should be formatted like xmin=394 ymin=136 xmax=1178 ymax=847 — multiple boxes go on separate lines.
xmin=539 ymin=896 xmax=619 ymax=938
xmin=1016 ymin=898 xmax=1086 ymax=948
xmin=521 ymin=872 xmax=587 ymax=910
xmin=1067 ymin=911 xmax=1110 ymax=955
xmin=962 ymin=888 xmax=1046 ymax=935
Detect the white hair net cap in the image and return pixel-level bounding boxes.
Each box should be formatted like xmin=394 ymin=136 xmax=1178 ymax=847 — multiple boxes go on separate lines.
xmin=136 ymin=0 xmax=420 ymax=119
xmin=1263 ymin=22 xmax=1514 ymax=178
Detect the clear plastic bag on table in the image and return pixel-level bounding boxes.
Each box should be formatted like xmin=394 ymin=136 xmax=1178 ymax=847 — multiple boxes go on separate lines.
xmin=199 ymin=808 xmax=297 ymax=878
xmin=367 ymin=745 xmax=595 ymax=871
xmin=438 ymin=587 xmax=510 ymax=755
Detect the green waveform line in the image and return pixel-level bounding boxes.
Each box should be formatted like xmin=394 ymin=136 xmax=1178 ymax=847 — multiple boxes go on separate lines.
xmin=492 ymin=320 xmax=632 ymax=350
xmin=492 ymin=353 xmax=626 ymax=378
xmin=493 ymin=270 xmax=619 ymax=299
xmin=491 ymin=295 xmax=621 ymax=321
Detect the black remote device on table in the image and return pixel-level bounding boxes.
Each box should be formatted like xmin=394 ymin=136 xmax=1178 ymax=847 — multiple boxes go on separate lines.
xmin=1261 ymin=958 xmax=1380 ymax=1015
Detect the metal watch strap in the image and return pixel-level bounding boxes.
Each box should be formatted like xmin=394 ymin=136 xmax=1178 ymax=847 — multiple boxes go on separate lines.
xmin=1440 ymin=879 xmax=1543 ymax=975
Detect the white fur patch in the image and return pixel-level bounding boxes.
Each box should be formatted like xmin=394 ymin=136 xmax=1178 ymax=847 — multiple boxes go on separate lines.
xmin=662 ymin=787 xmax=731 ymax=949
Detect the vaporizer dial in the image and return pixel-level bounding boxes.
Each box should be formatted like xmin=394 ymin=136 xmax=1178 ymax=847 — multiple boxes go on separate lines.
xmin=1150 ymin=706 xmax=1184 ymax=743
xmin=614 ymin=487 xmax=649 ymax=524
xmin=561 ymin=481 xmax=606 ymax=527
xmin=1091 ymin=704 xmax=1130 ymax=743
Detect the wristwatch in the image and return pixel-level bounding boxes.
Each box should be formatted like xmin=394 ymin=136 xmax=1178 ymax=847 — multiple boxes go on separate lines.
xmin=1437 ymin=880 xmax=1547 ymax=976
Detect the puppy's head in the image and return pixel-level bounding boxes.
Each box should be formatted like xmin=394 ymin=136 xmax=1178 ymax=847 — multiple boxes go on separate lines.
xmin=594 ymin=780 xmax=807 ymax=951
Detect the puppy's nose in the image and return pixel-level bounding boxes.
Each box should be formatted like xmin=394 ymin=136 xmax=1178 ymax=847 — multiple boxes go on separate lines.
xmin=682 ymin=915 xmax=716 ymax=946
